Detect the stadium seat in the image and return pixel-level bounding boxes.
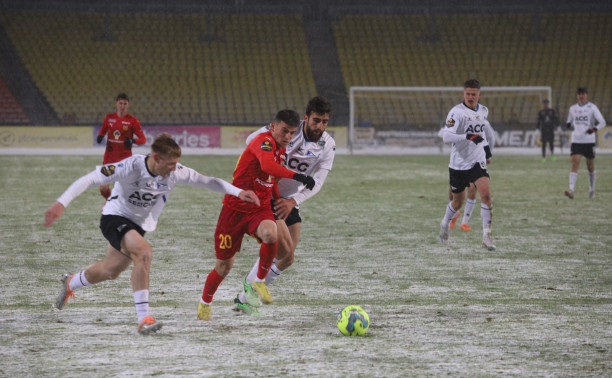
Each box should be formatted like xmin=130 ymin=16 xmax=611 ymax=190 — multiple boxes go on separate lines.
xmin=0 ymin=11 xmax=316 ymax=125
xmin=333 ymin=12 xmax=611 ymax=129
xmin=0 ymin=76 xmax=30 ymax=125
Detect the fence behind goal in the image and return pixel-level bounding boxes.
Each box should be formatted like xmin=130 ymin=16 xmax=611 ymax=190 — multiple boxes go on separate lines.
xmin=348 ymin=86 xmax=552 ymax=153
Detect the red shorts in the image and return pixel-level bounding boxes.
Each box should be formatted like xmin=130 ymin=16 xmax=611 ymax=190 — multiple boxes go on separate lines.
xmin=213 ymin=205 xmax=275 ymax=260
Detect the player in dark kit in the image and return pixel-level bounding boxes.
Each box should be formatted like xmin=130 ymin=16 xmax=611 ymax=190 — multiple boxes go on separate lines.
xmin=536 ymin=99 xmax=560 ymax=162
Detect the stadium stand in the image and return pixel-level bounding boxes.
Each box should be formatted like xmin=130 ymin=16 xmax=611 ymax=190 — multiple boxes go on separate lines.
xmin=333 ymin=12 xmax=612 ymax=129
xmin=0 ymin=11 xmax=316 ymax=125
xmin=0 ymin=76 xmax=29 ymax=124
xmin=0 ymin=3 xmax=609 ymax=128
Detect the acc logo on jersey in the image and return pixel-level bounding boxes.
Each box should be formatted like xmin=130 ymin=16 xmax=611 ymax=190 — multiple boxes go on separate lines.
xmin=100 ymin=165 xmax=116 ymax=177
xmin=260 ymin=140 xmax=273 ymax=151
xmin=447 ymin=118 xmax=455 ymax=127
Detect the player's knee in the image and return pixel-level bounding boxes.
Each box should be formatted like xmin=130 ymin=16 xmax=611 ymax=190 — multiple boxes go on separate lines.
xmin=481 ymin=193 xmax=492 ymax=205
xmin=259 ymin=228 xmax=277 ymax=244
xmin=215 ymin=264 xmax=232 ymax=277
xmin=130 ymin=247 xmax=153 ymax=268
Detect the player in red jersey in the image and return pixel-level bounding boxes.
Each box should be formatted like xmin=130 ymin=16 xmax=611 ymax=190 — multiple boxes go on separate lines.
xmin=96 ymin=93 xmax=146 ymax=199
xmin=197 ymin=110 xmax=316 ymax=321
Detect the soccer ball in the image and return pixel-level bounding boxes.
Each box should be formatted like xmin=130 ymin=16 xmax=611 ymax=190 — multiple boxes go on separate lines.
xmin=337 ymin=305 xmax=370 ymax=336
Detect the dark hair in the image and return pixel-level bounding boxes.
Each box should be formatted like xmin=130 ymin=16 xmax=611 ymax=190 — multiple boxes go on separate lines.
xmin=464 ymin=79 xmax=481 ymax=89
xmin=275 ymin=109 xmax=301 ymax=127
xmin=116 ymin=93 xmax=130 ymax=102
xmin=576 ymin=87 xmax=588 ymax=95
xmin=152 ymin=132 xmax=181 ymax=158
xmin=305 ymin=96 xmax=332 ymax=116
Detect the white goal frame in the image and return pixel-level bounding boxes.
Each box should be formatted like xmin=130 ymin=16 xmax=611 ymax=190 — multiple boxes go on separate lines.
xmin=348 ymin=86 xmax=552 ymax=153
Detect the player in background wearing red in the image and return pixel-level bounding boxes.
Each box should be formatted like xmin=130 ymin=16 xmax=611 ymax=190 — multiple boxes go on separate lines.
xmin=97 ymin=93 xmax=146 ymax=199
xmin=197 ymin=110 xmax=316 ymax=321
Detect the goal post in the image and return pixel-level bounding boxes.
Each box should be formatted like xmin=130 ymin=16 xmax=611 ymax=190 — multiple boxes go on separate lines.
xmin=348 ymin=86 xmax=552 ymax=153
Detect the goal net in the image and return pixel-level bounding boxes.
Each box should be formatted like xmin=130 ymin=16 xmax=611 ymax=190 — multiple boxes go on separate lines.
xmin=348 ymin=86 xmax=552 ymax=153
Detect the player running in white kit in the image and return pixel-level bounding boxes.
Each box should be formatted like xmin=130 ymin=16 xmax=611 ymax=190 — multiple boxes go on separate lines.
xmin=439 ymin=79 xmax=496 ymax=251
xmin=44 ymin=133 xmax=259 ymax=334
xmin=564 ymin=87 xmax=606 ymax=199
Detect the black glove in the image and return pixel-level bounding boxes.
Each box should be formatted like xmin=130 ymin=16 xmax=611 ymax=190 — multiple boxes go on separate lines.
xmin=96 ymin=135 xmax=104 ymax=144
xmin=466 ymin=133 xmax=484 ymax=144
xmin=124 ymin=138 xmax=134 ymax=148
xmin=293 ymin=173 xmax=315 ymax=190
xmin=586 ymin=127 xmax=597 ymax=135
xmin=484 ymin=145 xmax=492 ymax=160
xmin=566 ymin=122 xmax=572 ymax=129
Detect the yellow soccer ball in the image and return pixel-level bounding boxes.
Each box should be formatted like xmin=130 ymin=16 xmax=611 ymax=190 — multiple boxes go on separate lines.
xmin=337 ymin=305 xmax=370 ymax=336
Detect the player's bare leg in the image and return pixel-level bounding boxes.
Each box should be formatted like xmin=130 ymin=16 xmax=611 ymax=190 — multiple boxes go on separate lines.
xmin=121 ymin=231 xmax=161 ymax=334
xmin=274 ymin=220 xmax=300 ymax=271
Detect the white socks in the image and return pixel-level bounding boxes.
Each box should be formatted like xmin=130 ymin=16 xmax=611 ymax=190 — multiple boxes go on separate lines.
xmin=462 ymin=198 xmax=476 ymax=225
xmin=569 ymin=172 xmax=578 ymax=191
xmin=246 ymin=258 xmax=283 ymax=286
xmin=443 ymin=202 xmax=458 ymax=224
xmin=589 ymin=171 xmax=596 ymax=192
xmin=69 ymin=270 xmax=91 ymax=291
xmin=133 ymin=289 xmax=149 ymax=323
xmin=481 ymin=204 xmax=492 ymax=235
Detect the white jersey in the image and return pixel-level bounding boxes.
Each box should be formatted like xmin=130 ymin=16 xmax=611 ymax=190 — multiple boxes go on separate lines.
xmin=566 ymin=102 xmax=606 ymax=144
xmin=57 ymin=155 xmax=242 ymax=231
xmin=246 ymin=120 xmax=335 ymax=205
xmin=441 ymin=102 xmax=489 ymax=170
xmin=438 ymin=119 xmax=495 ymax=154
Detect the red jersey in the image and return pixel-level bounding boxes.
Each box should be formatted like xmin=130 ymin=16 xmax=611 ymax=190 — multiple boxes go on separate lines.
xmin=99 ymin=112 xmax=146 ymax=164
xmin=223 ymin=131 xmax=296 ymax=213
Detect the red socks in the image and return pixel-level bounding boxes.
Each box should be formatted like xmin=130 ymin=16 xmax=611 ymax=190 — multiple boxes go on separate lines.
xmin=201 ymin=268 xmax=224 ymax=303
xmin=257 ymin=242 xmax=277 ymax=280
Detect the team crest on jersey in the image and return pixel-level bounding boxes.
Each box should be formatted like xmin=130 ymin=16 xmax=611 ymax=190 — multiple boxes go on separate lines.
xmin=317 ymin=140 xmax=326 ymax=146
xmin=123 ymin=125 xmax=128 ymax=131
xmin=113 ymin=130 xmax=121 ymax=140
xmin=260 ymin=140 xmax=273 ymax=151
xmin=101 ymin=165 xmax=116 ymax=177
xmin=447 ymin=118 xmax=455 ymax=127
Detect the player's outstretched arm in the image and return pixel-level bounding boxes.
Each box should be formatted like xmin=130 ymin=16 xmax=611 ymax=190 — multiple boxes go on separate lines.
xmin=238 ymin=190 xmax=260 ymax=207
xmin=44 ymin=202 xmax=65 ymax=227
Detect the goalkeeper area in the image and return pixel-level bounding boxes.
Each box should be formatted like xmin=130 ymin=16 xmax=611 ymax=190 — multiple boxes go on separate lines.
xmin=349 ymin=86 xmax=552 ymax=153
xmin=1 ymin=154 xmax=611 ymax=376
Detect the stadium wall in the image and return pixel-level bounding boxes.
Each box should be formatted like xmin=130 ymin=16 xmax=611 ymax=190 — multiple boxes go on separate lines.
xmin=0 ymin=125 xmax=349 ymax=150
